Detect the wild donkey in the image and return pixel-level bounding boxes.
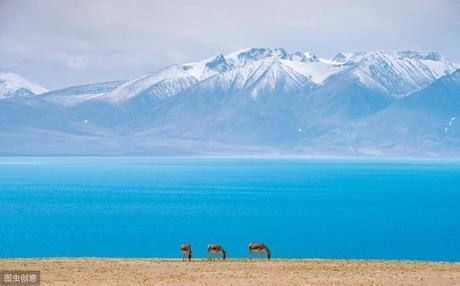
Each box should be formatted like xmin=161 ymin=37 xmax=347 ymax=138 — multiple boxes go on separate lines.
xmin=180 ymin=244 xmax=192 ymax=261
xmin=207 ymin=244 xmax=226 ymax=260
xmin=248 ymin=242 xmax=271 ymax=260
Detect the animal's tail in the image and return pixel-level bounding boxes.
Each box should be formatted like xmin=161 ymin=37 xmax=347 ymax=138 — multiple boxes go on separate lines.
xmin=265 ymin=246 xmax=271 ymax=260
xmin=222 ymin=248 xmax=227 ymax=260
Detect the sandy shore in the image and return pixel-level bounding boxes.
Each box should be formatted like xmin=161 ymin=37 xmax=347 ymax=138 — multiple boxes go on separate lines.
xmin=0 ymin=258 xmax=459 ymax=285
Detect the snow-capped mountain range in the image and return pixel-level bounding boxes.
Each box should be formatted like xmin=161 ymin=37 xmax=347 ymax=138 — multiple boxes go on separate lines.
xmin=0 ymin=48 xmax=459 ymax=156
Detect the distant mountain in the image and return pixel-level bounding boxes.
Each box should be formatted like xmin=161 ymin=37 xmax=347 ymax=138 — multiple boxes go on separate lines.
xmin=0 ymin=72 xmax=48 ymax=98
xmin=43 ymin=80 xmax=125 ymax=106
xmin=350 ymin=70 xmax=460 ymax=155
xmin=40 ymin=48 xmax=346 ymax=107
xmin=136 ymin=59 xmax=315 ymax=145
xmin=332 ymin=50 xmax=456 ymax=97
xmin=0 ymin=48 xmax=458 ymax=156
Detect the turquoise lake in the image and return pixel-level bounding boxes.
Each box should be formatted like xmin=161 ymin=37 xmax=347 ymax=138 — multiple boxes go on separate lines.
xmin=0 ymin=157 xmax=459 ymax=261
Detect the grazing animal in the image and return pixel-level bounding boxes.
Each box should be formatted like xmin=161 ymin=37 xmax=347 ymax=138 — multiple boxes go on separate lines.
xmin=180 ymin=244 xmax=192 ymax=261
xmin=248 ymin=242 xmax=271 ymax=260
xmin=207 ymin=244 xmax=226 ymax=260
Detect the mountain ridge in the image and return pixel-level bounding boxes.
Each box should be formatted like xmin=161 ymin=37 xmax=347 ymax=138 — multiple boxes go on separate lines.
xmin=0 ymin=48 xmax=459 ymax=156
xmin=0 ymin=72 xmax=49 ymax=98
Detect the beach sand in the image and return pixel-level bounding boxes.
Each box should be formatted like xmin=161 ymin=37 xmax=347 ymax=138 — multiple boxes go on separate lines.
xmin=0 ymin=258 xmax=459 ymax=285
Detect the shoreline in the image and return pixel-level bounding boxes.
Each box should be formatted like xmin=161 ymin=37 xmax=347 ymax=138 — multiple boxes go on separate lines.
xmin=1 ymin=258 xmax=459 ymax=285
xmin=1 ymin=257 xmax=459 ymax=263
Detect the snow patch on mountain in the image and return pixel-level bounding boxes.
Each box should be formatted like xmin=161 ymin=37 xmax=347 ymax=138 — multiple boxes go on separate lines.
xmin=330 ymin=52 xmax=365 ymax=64
xmin=184 ymin=58 xmax=314 ymax=100
xmin=247 ymin=59 xmax=313 ymax=98
xmin=330 ymin=50 xmax=457 ymax=97
xmin=0 ymin=72 xmax=48 ymax=98
xmin=182 ymin=55 xmax=230 ymax=81
xmin=282 ymin=59 xmax=347 ymax=84
xmin=42 ymin=80 xmax=125 ymax=106
xmin=102 ymin=65 xmax=198 ymax=103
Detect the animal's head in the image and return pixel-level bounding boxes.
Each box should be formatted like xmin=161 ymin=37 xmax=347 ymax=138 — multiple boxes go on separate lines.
xmin=265 ymin=245 xmax=271 ymax=260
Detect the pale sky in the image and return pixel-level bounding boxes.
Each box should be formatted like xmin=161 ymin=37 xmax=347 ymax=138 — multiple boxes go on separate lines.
xmin=1 ymin=0 xmax=459 ymax=89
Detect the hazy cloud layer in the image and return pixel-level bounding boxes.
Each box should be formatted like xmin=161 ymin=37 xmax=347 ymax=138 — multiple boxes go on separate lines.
xmin=1 ymin=0 xmax=459 ymax=89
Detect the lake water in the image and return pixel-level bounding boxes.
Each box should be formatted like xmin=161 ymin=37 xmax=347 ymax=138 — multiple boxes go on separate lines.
xmin=0 ymin=157 xmax=459 ymax=261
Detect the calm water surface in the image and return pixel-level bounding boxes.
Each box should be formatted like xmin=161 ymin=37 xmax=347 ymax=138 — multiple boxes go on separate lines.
xmin=0 ymin=157 xmax=459 ymax=261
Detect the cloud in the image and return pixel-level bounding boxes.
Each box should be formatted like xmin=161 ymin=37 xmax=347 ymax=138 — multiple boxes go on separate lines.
xmin=0 ymin=0 xmax=459 ymax=89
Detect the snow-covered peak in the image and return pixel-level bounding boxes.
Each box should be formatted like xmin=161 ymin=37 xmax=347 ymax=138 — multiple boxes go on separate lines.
xmin=102 ymin=65 xmax=198 ymax=103
xmin=32 ymin=48 xmax=458 ymax=107
xmin=302 ymin=51 xmax=319 ymax=62
xmin=0 ymin=72 xmax=48 ymax=98
xmin=225 ymin=48 xmax=321 ymax=64
xmin=282 ymin=51 xmax=319 ymax=63
xmin=181 ymin=48 xmax=343 ymax=85
xmin=187 ymin=58 xmax=314 ymax=100
xmin=332 ymin=50 xmax=458 ymax=96
xmin=333 ymin=50 xmax=455 ymax=66
xmin=199 ymin=48 xmax=267 ymax=67
xmin=331 ymin=52 xmax=365 ymax=64
xmin=204 ymin=54 xmax=231 ymax=72
xmin=246 ymin=59 xmax=313 ymax=98
xmin=180 ymin=48 xmax=323 ymax=83
xmin=233 ymin=48 xmax=290 ymax=64
xmin=182 ymin=54 xmax=232 ymax=81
